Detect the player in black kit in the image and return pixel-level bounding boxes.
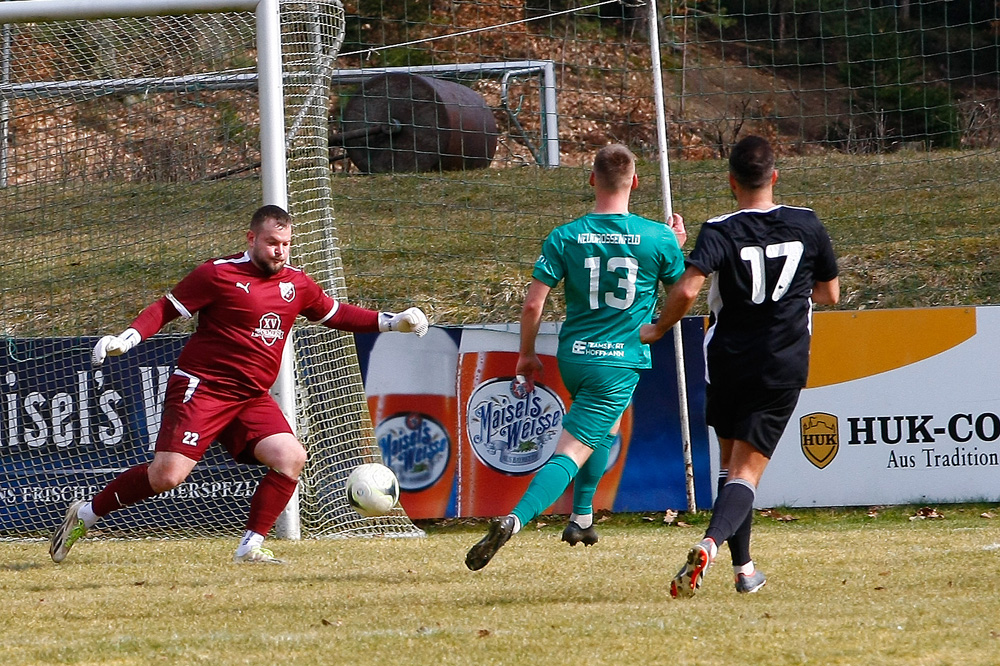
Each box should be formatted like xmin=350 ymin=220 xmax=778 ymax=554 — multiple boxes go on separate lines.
xmin=641 ymin=135 xmax=840 ymax=596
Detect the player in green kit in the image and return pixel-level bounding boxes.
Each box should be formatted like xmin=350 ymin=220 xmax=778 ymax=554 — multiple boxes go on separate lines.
xmin=466 ymin=144 xmax=687 ymax=570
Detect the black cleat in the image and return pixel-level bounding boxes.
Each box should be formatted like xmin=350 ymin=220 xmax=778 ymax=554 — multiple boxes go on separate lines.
xmin=561 ymin=521 xmax=599 ymax=546
xmin=465 ymin=516 xmax=515 ymax=571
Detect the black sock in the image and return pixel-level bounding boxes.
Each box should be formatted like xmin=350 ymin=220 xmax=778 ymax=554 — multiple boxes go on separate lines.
xmin=728 ymin=510 xmax=753 ymax=566
xmin=705 ymin=479 xmax=755 ymax=547
xmin=716 ymin=470 xmax=752 ymax=566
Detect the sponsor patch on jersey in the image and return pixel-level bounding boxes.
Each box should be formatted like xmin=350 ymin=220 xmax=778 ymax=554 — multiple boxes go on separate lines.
xmin=279 ymin=281 xmax=295 ymax=302
xmin=577 ymin=232 xmax=641 ymax=245
xmin=571 ymin=339 xmax=626 ymax=358
xmin=252 ymin=312 xmax=285 ymax=347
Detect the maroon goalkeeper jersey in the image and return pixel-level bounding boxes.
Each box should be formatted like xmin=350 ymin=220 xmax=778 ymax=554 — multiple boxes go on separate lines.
xmin=166 ymin=252 xmax=337 ymax=398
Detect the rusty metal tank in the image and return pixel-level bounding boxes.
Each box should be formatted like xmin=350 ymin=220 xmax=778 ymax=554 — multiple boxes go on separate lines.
xmin=338 ymin=73 xmax=498 ymax=173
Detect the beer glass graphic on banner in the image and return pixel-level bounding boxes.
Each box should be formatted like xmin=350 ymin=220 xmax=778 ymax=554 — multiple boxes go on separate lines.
xmin=457 ymin=326 xmax=634 ymax=517
xmin=458 ymin=327 xmax=569 ymax=517
xmin=366 ymin=328 xmax=458 ymax=519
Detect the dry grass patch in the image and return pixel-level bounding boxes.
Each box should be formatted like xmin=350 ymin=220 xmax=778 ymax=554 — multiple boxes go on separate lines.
xmin=4 ymin=510 xmax=1000 ymax=665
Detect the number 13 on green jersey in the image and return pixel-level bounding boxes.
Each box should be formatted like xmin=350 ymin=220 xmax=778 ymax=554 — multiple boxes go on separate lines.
xmin=532 ymin=212 xmax=685 ymax=369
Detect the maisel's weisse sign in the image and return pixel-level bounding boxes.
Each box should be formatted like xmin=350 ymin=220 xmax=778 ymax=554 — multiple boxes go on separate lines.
xmin=356 ymin=322 xmax=715 ymax=518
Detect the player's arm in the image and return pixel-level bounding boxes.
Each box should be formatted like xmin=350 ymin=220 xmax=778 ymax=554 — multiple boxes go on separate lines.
xmin=812 ymin=276 xmax=840 ymax=305
xmin=811 ymin=223 xmax=840 ymax=306
xmin=640 ymin=265 xmax=707 ymax=344
xmin=300 ymin=272 xmax=428 ymax=336
xmin=92 ymin=260 xmax=223 ymax=366
xmin=515 ymin=279 xmax=551 ymax=393
xmin=315 ymin=301 xmax=428 ymax=337
xmin=517 ymin=231 xmax=561 ymax=391
xmin=92 ymin=297 xmax=182 ymax=366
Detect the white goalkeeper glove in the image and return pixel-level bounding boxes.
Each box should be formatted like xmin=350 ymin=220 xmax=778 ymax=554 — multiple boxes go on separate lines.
xmin=92 ymin=328 xmax=142 ymax=366
xmin=378 ymin=307 xmax=429 ymax=337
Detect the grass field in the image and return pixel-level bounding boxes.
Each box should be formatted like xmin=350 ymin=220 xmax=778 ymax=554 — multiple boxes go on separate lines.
xmin=4 ymin=149 xmax=1000 ymax=663
xmin=4 ymin=507 xmax=1000 ymax=665
xmin=5 ymin=151 xmax=1000 ymax=336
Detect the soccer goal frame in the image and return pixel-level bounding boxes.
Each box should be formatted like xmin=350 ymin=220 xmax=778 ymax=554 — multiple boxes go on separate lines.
xmin=0 ymin=0 xmax=425 ymax=541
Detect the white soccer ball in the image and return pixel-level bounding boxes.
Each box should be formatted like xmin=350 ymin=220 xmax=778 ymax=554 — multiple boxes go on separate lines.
xmin=345 ymin=463 xmax=400 ymax=517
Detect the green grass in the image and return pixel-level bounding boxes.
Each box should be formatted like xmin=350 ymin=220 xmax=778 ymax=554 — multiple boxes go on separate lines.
xmin=327 ymin=151 xmax=1000 ymax=321
xmin=3 ymin=152 xmax=1000 ymax=336
xmin=4 ymin=507 xmax=1000 ymax=665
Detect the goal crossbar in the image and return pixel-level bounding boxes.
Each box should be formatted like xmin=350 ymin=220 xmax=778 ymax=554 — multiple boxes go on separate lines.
xmin=0 ymin=60 xmax=561 ymax=166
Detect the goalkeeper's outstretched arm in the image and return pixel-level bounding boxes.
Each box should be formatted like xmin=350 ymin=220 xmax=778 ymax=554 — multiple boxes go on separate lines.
xmin=319 ymin=301 xmax=429 ymax=338
xmin=91 ymin=297 xmax=181 ymax=365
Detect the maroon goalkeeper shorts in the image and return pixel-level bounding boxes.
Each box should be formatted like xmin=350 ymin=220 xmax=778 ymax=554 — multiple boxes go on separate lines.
xmin=155 ymin=369 xmax=293 ymax=463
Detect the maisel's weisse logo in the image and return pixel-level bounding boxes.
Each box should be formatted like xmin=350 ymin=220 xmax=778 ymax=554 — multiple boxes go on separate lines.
xmin=466 ymin=377 xmax=565 ymax=475
xmin=375 ymin=412 xmax=450 ymax=492
xmin=800 ymin=412 xmax=839 ymax=469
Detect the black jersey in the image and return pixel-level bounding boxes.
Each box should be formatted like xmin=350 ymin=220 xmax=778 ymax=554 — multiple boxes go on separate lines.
xmin=686 ymin=205 xmax=838 ymax=389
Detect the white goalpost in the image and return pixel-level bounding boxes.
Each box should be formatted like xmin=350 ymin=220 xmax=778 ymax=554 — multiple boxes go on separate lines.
xmin=0 ymin=0 xmax=421 ymax=539
xmin=644 ymin=0 xmax=697 ymax=513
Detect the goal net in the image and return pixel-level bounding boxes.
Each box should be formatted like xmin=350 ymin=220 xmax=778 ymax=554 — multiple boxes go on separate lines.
xmin=0 ymin=0 xmax=421 ymax=539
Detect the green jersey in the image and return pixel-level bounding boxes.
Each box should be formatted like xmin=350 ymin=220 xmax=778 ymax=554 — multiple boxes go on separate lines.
xmin=533 ymin=212 xmax=685 ymax=368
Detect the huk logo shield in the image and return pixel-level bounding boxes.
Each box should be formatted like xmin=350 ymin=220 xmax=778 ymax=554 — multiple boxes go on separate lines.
xmin=800 ymin=412 xmax=839 ymax=469
xmin=279 ymin=281 xmax=295 ymax=302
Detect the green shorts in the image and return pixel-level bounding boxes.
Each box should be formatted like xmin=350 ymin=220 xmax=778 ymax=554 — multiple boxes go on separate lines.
xmin=558 ymin=361 xmax=641 ymax=450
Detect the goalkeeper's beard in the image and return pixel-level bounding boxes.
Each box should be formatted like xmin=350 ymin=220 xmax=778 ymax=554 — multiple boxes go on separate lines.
xmin=250 ymin=252 xmax=285 ymax=276
xmin=259 ymin=258 xmax=285 ymax=275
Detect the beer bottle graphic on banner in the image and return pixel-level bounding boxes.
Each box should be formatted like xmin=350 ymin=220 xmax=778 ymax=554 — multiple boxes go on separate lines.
xmin=457 ymin=326 xmax=635 ymax=517
xmin=366 ymin=327 xmax=458 ymax=519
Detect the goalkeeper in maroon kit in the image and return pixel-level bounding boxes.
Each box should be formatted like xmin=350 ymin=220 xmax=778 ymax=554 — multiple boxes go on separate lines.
xmin=50 ymin=205 xmax=428 ymax=564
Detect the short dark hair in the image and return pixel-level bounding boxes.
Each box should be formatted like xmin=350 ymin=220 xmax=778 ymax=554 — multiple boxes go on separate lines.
xmin=729 ymin=135 xmax=775 ymax=189
xmin=592 ymin=144 xmax=636 ymax=190
xmin=250 ymin=204 xmax=292 ymax=231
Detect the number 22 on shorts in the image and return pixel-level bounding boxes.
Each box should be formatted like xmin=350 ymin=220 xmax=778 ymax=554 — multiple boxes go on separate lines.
xmin=182 ymin=431 xmax=200 ymax=446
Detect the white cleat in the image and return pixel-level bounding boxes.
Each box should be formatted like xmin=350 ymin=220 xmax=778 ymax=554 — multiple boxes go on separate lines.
xmin=671 ymin=538 xmax=715 ymax=598
xmin=50 ymin=500 xmax=88 ymax=563
xmin=233 ymin=546 xmax=286 ymax=564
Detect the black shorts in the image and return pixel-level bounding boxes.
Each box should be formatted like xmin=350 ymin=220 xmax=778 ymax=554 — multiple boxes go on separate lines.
xmin=705 ymin=383 xmax=801 ymax=458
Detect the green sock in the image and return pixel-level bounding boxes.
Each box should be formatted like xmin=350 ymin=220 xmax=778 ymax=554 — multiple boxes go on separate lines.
xmin=512 ymin=454 xmax=579 ymax=526
xmin=572 ymin=433 xmax=612 ymax=515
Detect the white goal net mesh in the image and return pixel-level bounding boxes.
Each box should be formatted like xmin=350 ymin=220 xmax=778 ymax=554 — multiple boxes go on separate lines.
xmin=0 ymin=1 xmax=421 ymax=539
